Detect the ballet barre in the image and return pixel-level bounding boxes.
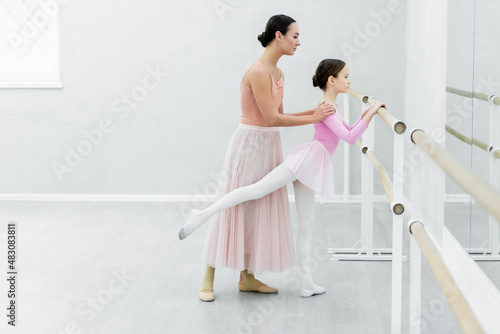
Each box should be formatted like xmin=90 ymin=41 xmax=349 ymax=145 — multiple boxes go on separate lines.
xmin=411 ymin=129 xmax=500 ymax=223
xmin=446 ymin=85 xmax=500 ymax=260
xmin=408 ymin=221 xmax=484 ymax=334
xmin=355 ymin=140 xmax=404 ymax=215
xmin=329 ymin=88 xmax=406 ymax=333
xmin=446 ymin=125 xmax=500 ymax=159
xmin=446 ymin=86 xmax=500 ymax=106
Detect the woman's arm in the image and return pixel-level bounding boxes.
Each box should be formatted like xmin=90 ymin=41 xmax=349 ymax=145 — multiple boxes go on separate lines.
xmin=279 ymin=100 xmax=314 ymax=116
xmin=247 ymin=66 xmax=334 ymax=126
xmin=286 ymin=106 xmax=315 ymax=117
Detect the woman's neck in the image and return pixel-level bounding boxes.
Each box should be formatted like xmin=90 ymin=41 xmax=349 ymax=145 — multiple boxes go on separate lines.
xmin=259 ymin=45 xmax=282 ymax=68
xmin=322 ymin=89 xmax=340 ymax=108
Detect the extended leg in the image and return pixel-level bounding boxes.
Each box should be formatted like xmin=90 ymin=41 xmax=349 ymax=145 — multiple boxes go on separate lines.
xmin=179 ymin=165 xmax=296 ymax=240
xmin=293 ymin=180 xmax=325 ymax=297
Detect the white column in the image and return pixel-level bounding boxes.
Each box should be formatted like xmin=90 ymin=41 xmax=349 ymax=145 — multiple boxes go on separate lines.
xmin=360 ymin=100 xmax=374 ymax=254
xmin=405 ymin=1 xmax=448 ymax=332
xmin=405 ymin=0 xmax=448 ymax=245
xmin=391 ymin=132 xmax=405 ymax=333
xmin=409 ymin=233 xmax=422 ymax=334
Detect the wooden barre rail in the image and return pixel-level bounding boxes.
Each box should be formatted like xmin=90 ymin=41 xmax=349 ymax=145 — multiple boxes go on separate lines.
xmin=446 ymin=125 xmax=500 ymax=159
xmin=411 ymin=130 xmax=500 ymax=223
xmin=347 ymin=88 xmax=407 ymax=134
xmin=355 ymin=140 xmax=404 ymax=215
xmin=409 ymin=221 xmax=484 ymax=334
xmin=446 ymin=86 xmax=500 ymax=106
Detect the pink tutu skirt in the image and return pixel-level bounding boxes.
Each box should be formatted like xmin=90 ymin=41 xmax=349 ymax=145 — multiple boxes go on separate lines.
xmin=282 ymin=140 xmax=335 ymax=199
xmin=202 ymin=124 xmax=295 ymax=274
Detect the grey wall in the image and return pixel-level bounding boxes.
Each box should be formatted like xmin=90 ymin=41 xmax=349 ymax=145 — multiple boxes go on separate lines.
xmin=0 ymin=0 xmax=408 ymax=195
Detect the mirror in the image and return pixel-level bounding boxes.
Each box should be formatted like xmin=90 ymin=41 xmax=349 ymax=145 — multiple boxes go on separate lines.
xmin=470 ymin=0 xmax=500 ymax=283
xmin=445 ymin=0 xmax=475 ymax=251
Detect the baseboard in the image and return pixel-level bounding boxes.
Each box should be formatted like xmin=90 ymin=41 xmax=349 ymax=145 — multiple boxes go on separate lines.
xmin=0 ymin=193 xmax=471 ymax=203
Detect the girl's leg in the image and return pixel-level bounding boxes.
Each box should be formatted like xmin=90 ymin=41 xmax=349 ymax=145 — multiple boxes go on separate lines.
xmin=293 ymin=180 xmax=325 ymax=297
xmin=179 ymin=165 xmax=296 ymax=239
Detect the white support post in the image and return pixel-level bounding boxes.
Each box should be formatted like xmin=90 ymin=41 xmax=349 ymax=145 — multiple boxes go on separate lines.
xmin=391 ymin=132 xmax=405 ymax=333
xmin=409 ymin=226 xmax=422 ymax=334
xmin=343 ymin=93 xmax=351 ymax=201
xmin=360 ymin=100 xmax=374 ymax=255
xmin=489 ymin=103 xmax=500 ymax=256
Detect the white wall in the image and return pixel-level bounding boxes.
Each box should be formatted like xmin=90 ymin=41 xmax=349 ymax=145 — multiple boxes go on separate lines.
xmin=0 ymin=0 xmax=407 ymax=195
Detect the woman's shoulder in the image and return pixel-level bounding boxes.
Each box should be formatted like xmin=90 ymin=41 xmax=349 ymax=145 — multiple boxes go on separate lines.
xmin=243 ymin=63 xmax=272 ymax=86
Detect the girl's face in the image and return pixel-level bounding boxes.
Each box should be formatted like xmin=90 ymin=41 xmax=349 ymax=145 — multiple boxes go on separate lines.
xmin=333 ymin=66 xmax=350 ymax=93
xmin=278 ymin=22 xmax=300 ymax=55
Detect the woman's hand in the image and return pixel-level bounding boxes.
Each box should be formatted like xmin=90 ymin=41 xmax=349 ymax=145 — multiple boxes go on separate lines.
xmin=311 ymin=101 xmax=336 ymax=122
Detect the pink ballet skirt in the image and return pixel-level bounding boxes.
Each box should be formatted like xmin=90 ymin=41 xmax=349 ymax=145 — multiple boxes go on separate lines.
xmin=202 ymin=124 xmax=296 ymax=274
xmin=282 ymin=140 xmax=335 ymax=199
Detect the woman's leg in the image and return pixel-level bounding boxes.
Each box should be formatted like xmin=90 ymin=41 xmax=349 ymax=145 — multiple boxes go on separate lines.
xmin=179 ymin=165 xmax=296 ymax=239
xmin=199 ymin=265 xmax=216 ymax=302
xmin=293 ymin=180 xmax=325 ymax=297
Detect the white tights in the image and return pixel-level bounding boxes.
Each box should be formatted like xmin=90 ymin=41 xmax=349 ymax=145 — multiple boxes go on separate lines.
xmin=195 ymin=165 xmax=318 ymax=290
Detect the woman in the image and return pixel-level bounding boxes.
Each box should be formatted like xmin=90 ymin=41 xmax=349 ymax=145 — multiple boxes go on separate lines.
xmin=180 ymin=59 xmax=385 ymax=297
xmin=191 ymin=15 xmax=335 ymax=302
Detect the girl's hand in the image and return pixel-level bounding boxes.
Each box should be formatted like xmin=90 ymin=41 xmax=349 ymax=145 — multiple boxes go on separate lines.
xmin=370 ymin=100 xmax=386 ymax=113
xmin=312 ymin=101 xmax=335 ymax=122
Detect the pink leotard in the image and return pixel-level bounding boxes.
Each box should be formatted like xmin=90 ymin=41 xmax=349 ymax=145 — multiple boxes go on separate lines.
xmin=312 ymin=110 xmax=368 ymax=155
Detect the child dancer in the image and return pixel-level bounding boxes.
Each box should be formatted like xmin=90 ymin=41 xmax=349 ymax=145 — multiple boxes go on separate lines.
xmin=180 ymin=59 xmax=384 ymax=297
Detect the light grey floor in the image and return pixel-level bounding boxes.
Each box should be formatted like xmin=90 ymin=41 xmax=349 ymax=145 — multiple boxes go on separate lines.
xmin=0 ymin=201 xmax=498 ymax=334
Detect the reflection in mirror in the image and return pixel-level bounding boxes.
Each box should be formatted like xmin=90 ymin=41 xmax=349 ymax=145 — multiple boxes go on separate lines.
xmin=445 ymin=0 xmax=475 ymax=252
xmin=471 ymin=0 xmax=500 ymax=287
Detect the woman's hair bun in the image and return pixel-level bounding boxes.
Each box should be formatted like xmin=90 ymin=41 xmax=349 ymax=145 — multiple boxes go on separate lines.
xmin=312 ymin=74 xmax=319 ymax=87
xmin=257 ymin=32 xmax=266 ymax=46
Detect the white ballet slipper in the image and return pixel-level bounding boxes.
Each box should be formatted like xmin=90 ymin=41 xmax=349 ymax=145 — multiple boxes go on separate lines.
xmin=178 ymin=209 xmax=201 ymax=240
xmin=300 ymin=284 xmax=326 ymax=298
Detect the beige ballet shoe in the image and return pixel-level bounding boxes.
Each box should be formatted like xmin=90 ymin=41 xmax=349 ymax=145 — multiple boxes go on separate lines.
xmin=238 ymin=281 xmax=278 ymax=294
xmin=199 ymin=289 xmax=215 ymax=302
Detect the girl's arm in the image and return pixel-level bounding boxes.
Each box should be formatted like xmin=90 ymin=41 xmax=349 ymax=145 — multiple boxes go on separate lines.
xmin=322 ymin=114 xmax=369 ymax=145
xmin=248 ymin=66 xmax=334 ymax=126
xmin=341 ymin=105 xmax=375 ymax=130
xmin=322 ymin=104 xmax=379 ymax=144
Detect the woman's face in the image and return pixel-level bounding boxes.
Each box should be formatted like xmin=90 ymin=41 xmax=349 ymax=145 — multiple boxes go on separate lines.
xmin=278 ymin=22 xmax=300 ymax=55
xmin=333 ymin=66 xmax=350 ymax=93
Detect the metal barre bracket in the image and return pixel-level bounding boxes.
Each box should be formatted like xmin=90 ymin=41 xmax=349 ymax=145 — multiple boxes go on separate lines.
xmin=408 ymin=219 xmax=423 ymax=234
xmin=391 ymin=202 xmax=405 ymax=215
xmin=410 ymin=128 xmax=424 ymax=144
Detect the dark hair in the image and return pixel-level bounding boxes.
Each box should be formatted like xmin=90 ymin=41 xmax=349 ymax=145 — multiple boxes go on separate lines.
xmin=257 ymin=14 xmax=296 ymax=47
xmin=312 ymin=59 xmax=346 ymax=90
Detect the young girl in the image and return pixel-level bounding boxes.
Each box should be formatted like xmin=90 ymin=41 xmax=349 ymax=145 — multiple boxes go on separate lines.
xmin=180 ymin=58 xmax=384 ymax=297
